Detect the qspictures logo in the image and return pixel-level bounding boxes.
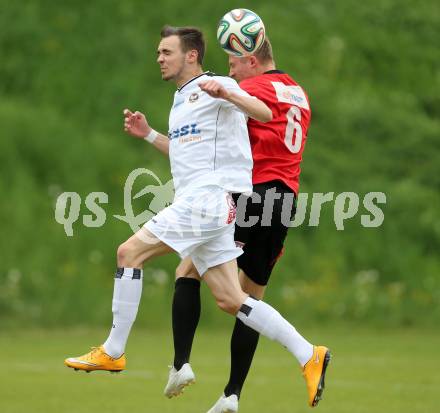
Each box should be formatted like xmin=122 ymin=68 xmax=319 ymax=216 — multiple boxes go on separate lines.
xmin=54 ymin=168 xmax=386 ymax=236
xmin=54 ymin=168 xmax=174 ymax=236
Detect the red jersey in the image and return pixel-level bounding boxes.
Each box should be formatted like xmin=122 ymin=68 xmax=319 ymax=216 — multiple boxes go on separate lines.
xmin=239 ymin=70 xmax=311 ymax=194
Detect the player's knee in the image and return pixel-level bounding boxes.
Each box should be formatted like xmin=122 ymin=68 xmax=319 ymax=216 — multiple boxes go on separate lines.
xmin=175 ymin=263 xmax=189 ymax=279
xmin=215 ymin=296 xmax=240 ymax=315
xmin=175 ymin=260 xmax=199 ymax=280
xmin=117 ymin=242 xmax=136 ymax=267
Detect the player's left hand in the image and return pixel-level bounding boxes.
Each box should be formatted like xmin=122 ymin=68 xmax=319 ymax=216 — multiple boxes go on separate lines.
xmin=123 ymin=108 xmax=151 ymax=139
xmin=198 ymin=80 xmax=231 ymax=100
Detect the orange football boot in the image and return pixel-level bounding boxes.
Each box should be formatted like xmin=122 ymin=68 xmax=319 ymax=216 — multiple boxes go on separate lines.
xmin=302 ymin=345 xmax=331 ymax=407
xmin=64 ymin=345 xmax=126 ymax=373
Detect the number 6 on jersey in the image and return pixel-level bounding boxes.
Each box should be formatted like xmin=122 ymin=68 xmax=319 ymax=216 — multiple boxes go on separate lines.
xmin=285 ymin=105 xmax=302 ymax=153
xmin=271 ymin=81 xmax=309 ymax=154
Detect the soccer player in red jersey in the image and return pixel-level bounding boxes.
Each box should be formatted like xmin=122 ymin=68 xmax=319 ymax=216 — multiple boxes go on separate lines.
xmin=167 ymin=39 xmax=330 ymax=412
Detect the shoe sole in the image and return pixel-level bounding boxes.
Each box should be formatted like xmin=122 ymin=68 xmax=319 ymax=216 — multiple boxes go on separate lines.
xmin=207 ymin=404 xmax=237 ymax=413
xmin=66 ymin=365 xmax=124 ymax=373
xmin=165 ymin=378 xmax=195 ymax=398
xmin=207 ymin=402 xmax=238 ymax=413
xmin=73 ymin=368 xmax=123 ymax=373
xmin=312 ymin=350 xmax=331 ymax=407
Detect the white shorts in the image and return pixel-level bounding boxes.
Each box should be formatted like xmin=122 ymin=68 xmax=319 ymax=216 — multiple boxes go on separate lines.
xmin=144 ymin=186 xmax=242 ymax=275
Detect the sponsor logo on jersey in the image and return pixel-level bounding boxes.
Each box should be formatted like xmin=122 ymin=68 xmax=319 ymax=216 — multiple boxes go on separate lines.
xmin=168 ymin=123 xmax=202 ymax=143
xmin=271 ymin=82 xmax=310 ymax=110
xmin=179 ymin=135 xmax=201 ymax=143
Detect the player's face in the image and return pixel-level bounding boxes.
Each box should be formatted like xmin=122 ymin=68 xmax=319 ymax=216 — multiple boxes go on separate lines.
xmin=228 ymin=56 xmax=253 ymax=82
xmin=157 ymin=35 xmax=186 ymax=81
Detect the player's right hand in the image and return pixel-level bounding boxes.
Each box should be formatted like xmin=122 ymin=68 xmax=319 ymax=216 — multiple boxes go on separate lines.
xmin=199 ymin=80 xmax=231 ymax=100
xmin=123 ymin=108 xmax=151 ymax=139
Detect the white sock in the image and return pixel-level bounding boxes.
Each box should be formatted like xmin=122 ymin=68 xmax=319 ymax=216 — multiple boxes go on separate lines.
xmin=236 ymin=296 xmax=313 ymax=367
xmin=103 ymin=267 xmax=143 ymax=358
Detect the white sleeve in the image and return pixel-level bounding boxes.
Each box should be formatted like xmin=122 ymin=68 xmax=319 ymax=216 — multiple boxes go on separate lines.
xmin=214 ymin=76 xmax=255 ymax=111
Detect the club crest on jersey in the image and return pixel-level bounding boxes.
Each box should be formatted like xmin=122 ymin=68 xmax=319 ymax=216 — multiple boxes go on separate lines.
xmin=188 ymin=93 xmax=199 ymax=103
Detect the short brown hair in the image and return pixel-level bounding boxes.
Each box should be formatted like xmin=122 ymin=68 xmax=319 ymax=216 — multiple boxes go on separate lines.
xmin=160 ymin=25 xmax=205 ymax=65
xmin=254 ymin=38 xmax=274 ymax=63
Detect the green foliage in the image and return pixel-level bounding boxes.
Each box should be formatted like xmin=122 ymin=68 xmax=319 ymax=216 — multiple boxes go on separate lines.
xmin=1 ymin=0 xmax=439 ymax=327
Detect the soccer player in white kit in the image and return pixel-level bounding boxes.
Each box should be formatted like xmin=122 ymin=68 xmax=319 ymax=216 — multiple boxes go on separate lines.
xmin=65 ymin=26 xmax=328 ymax=410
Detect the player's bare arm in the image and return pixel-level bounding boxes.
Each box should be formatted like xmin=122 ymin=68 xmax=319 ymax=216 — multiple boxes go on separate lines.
xmin=198 ymin=80 xmax=272 ymax=123
xmin=123 ymin=108 xmax=170 ymax=155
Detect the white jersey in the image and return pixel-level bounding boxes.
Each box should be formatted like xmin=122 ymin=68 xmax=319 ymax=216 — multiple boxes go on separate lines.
xmin=168 ymin=72 xmax=253 ymax=197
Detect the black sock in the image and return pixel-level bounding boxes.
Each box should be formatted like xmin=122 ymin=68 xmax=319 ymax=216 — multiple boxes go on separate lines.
xmin=172 ymin=277 xmax=201 ymax=371
xmin=224 ymin=318 xmax=260 ymax=399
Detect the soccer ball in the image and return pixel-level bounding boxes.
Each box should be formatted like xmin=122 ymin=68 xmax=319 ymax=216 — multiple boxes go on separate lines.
xmin=217 ymin=9 xmax=265 ymax=57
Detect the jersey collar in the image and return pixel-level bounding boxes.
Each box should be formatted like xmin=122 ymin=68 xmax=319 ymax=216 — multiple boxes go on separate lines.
xmin=263 ymin=69 xmax=285 ymax=75
xmin=178 ymin=71 xmax=210 ymax=92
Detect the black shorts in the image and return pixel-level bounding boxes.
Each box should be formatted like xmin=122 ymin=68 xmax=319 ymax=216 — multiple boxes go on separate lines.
xmin=232 ymin=181 xmax=296 ymax=286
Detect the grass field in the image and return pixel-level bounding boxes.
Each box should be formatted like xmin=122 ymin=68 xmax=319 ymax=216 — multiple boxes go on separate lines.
xmin=2 ymin=325 xmax=437 ymax=413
